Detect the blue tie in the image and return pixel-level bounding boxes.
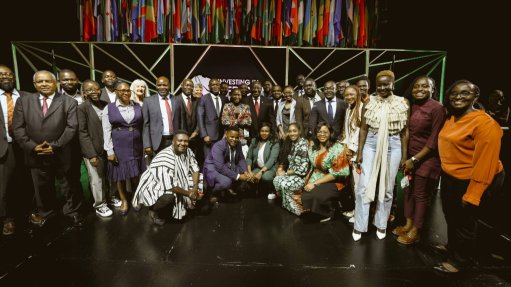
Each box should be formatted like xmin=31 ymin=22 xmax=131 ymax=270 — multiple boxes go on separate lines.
xmin=327 ymin=100 xmax=334 ymax=122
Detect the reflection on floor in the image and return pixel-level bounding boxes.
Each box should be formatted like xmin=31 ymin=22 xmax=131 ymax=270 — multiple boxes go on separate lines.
xmin=1 ymin=190 xmax=510 ymax=287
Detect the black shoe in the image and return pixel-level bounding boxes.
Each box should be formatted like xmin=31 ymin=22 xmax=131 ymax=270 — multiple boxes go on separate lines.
xmin=29 ymin=213 xmax=46 ymax=227
xmin=433 ymin=262 xmax=460 ymax=274
xmin=72 ymin=215 xmax=85 ymax=227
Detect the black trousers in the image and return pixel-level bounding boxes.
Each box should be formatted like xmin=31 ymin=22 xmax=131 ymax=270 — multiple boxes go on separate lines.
xmin=440 ymin=171 xmax=505 ymax=268
xmin=0 ymin=144 xmax=16 ymax=220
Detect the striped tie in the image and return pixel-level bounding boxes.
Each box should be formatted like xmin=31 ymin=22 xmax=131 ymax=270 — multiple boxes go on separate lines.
xmin=5 ymin=92 xmax=13 ymax=136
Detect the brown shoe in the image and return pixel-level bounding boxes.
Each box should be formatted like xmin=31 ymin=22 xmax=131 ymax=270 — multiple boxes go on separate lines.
xmin=392 ymin=225 xmax=410 ymax=237
xmin=29 ymin=213 xmax=46 ymax=226
xmin=397 ymin=231 xmax=420 ymax=245
xmin=3 ymin=221 xmax=15 ymax=235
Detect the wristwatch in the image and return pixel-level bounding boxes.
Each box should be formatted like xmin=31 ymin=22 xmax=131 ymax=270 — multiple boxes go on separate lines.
xmin=411 ymin=156 xmax=420 ymax=165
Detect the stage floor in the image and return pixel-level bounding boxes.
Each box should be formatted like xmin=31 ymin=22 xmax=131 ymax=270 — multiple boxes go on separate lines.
xmin=1 ymin=192 xmax=510 ymax=287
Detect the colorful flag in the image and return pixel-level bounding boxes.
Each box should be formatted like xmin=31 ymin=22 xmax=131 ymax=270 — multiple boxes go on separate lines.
xmin=357 ymin=0 xmax=365 ymax=47
xmin=213 ymin=0 xmax=225 ymax=43
xmin=297 ymin=0 xmax=304 ymax=45
xmin=83 ymin=0 xmax=95 ymax=41
xmin=111 ymin=0 xmax=119 ymax=40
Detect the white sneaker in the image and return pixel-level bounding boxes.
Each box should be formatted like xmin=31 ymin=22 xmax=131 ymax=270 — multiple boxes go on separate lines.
xmin=320 ymin=217 xmax=331 ymax=223
xmin=96 ymin=205 xmax=113 ymax=217
xmin=352 ymin=231 xmax=361 ymax=242
xmin=349 ymin=217 xmax=355 ymax=224
xmin=110 ymin=197 xmax=122 ymax=208
xmin=267 ymin=193 xmax=276 ymax=200
xmin=376 ymin=229 xmax=386 ymax=240
xmin=342 ymin=210 xmax=355 ymax=218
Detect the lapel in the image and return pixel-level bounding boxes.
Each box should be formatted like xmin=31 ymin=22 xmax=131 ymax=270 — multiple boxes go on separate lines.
xmin=334 ymin=100 xmax=343 ymax=121
xmin=44 ymin=93 xmax=63 ymax=119
xmin=263 ymin=141 xmax=271 ymax=161
xmin=87 ymin=100 xmax=105 ymax=125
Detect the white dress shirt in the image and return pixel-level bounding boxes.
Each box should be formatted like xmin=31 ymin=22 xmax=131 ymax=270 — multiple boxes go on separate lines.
xmin=325 ymin=97 xmax=337 ymax=119
xmin=159 ymin=94 xmax=173 ymax=135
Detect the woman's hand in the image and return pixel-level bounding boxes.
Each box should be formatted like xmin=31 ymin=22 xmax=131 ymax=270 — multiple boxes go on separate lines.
xmin=304 ymin=183 xmax=315 ymax=192
xmin=403 ymin=159 xmax=415 ymax=174
xmin=276 ymin=169 xmax=285 ymax=176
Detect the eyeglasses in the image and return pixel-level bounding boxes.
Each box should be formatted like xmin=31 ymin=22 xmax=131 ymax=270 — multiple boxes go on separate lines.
xmin=448 ymin=91 xmax=474 ymax=98
xmin=0 ymin=72 xmax=14 ymax=79
xmin=317 ymin=130 xmax=330 ymax=135
xmin=116 ymin=89 xmax=131 ymax=94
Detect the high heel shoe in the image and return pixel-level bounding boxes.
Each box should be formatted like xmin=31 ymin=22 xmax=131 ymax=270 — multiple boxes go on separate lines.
xmin=119 ymin=200 xmax=129 ymax=216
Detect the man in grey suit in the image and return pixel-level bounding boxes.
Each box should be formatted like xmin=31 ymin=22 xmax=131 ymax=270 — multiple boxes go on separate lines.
xmin=294 ymin=78 xmax=324 ymax=139
xmin=100 ymin=70 xmax=118 ymax=104
xmin=197 ymin=78 xmax=226 ymax=157
xmin=12 ymin=70 xmax=84 ymax=227
xmin=0 ymin=65 xmax=30 ymax=235
xmin=309 ymin=80 xmax=348 ymax=140
xmin=77 ymin=80 xmax=113 ymax=218
xmin=143 ymin=76 xmax=184 ymax=158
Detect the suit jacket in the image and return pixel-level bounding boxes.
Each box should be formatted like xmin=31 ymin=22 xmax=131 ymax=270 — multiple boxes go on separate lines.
xmin=245 ymin=138 xmax=280 ymax=171
xmin=1 ymin=90 xmax=28 ymax=157
xmin=100 ymin=87 xmax=116 ymax=103
xmin=77 ymin=99 xmax=108 ymax=159
xmin=142 ymin=93 xmax=184 ymax=151
xmin=204 ymin=138 xmax=248 ymax=183
xmin=309 ymin=98 xmax=348 ymax=140
xmin=12 ymin=92 xmax=78 ymax=168
xmin=242 ymin=96 xmax=276 ymax=138
xmin=294 ymin=93 xmax=324 ymax=138
xmin=175 ymin=93 xmax=199 ymax=135
xmin=197 ymin=93 xmax=226 ymax=141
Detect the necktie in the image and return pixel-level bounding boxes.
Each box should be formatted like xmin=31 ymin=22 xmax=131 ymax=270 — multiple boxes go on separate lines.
xmin=163 ymin=96 xmax=174 ymax=133
xmin=230 ymin=148 xmax=236 ymax=171
xmin=187 ymin=96 xmax=192 ymax=113
xmin=42 ymin=96 xmax=48 ymax=117
xmin=5 ymin=92 xmax=13 ymax=136
xmin=327 ymin=100 xmax=334 ymax=122
xmin=254 ymin=98 xmax=259 ymax=116
xmin=215 ymin=96 xmax=220 ymax=116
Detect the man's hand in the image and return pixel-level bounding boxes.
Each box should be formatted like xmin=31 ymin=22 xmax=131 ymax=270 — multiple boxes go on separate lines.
xmin=107 ymin=154 xmax=118 ymax=164
xmin=190 ymin=131 xmax=198 ymax=139
xmin=203 ymin=136 xmax=211 ymax=145
xmin=144 ymin=148 xmax=154 ymax=156
xmin=34 ymin=141 xmax=53 ymax=155
xmin=239 ymin=173 xmax=252 ymax=182
xmin=188 ymin=188 xmax=200 ymax=201
xmin=90 ymin=157 xmax=98 ymax=167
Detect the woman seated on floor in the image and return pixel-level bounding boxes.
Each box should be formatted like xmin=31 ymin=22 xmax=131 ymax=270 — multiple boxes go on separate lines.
xmin=245 ymin=122 xmax=280 ymax=198
xmin=273 ymin=123 xmax=309 ymax=215
xmin=301 ymin=122 xmax=350 ymax=222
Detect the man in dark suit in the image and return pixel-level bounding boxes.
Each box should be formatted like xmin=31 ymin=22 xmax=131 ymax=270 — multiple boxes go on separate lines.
xmin=309 ymin=80 xmax=348 ymax=140
xmin=59 ymin=69 xmax=83 ymax=104
xmin=262 ymin=80 xmax=273 ymax=99
xmin=0 ymin=65 xmax=30 ymax=235
xmin=294 ymin=78 xmax=324 ymax=139
xmin=12 ymin=70 xmax=84 ymax=227
xmin=77 ymin=80 xmax=113 ymax=218
xmin=197 ymin=78 xmax=226 ymax=157
xmin=242 ymin=80 xmax=276 ymax=140
xmin=143 ymin=76 xmax=184 ymax=159
xmin=203 ymin=127 xmax=252 ymax=199
xmin=100 ymin=70 xmax=118 ymax=103
xmin=293 ymin=74 xmax=305 ymax=98
xmin=175 ymin=79 xmax=203 ymax=166
xmin=220 ymin=82 xmax=230 ymax=102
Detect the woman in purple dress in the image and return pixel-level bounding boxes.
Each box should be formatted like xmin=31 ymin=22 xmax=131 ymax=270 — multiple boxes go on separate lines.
xmin=103 ymin=82 xmax=146 ymax=215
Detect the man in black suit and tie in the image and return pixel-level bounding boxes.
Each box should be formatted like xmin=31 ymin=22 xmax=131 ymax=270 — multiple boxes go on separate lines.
xmin=143 ymin=76 xmax=184 ymax=159
xmin=198 ymin=78 xmax=226 ymax=157
xmin=294 ymin=78 xmax=324 ymax=139
xmin=293 ymin=74 xmax=305 ymax=98
xmin=12 ymin=70 xmax=84 ymax=227
xmin=242 ymin=81 xmax=276 ymax=141
xmin=309 ymin=80 xmax=348 ymax=140
xmin=175 ymin=79 xmax=203 ymax=166
xmin=0 ymin=65 xmax=30 ymax=235
xmin=77 ymin=80 xmax=113 ymax=218
xmin=100 ymin=70 xmax=118 ymax=104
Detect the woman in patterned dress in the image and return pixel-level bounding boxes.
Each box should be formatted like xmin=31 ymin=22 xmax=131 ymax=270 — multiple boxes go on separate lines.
xmin=302 ymin=122 xmax=350 ymax=222
xmin=273 ymin=123 xmax=309 ymax=215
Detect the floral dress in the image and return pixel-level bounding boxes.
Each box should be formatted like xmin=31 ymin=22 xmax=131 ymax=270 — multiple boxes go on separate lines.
xmin=221 ymin=102 xmax=252 ymax=146
xmin=273 ymin=138 xmax=309 ymax=215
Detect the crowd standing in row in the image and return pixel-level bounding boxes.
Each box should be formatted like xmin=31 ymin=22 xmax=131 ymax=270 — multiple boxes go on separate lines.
xmin=0 ymin=64 xmax=505 ymax=274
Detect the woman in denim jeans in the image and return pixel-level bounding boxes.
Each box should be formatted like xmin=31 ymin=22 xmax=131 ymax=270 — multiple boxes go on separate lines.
xmin=352 ymin=70 xmax=410 ymax=241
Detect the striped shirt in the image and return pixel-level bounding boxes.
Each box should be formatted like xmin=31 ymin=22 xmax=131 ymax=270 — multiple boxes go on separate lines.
xmin=132 ymin=146 xmax=201 ymax=220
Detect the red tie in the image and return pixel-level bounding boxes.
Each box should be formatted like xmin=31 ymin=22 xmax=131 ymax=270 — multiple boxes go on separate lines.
xmin=164 ymin=96 xmax=173 ymax=133
xmin=254 ymin=98 xmax=259 ymax=116
xmin=42 ymin=96 xmax=48 ymax=117
xmin=5 ymin=92 xmax=14 ymax=136
xmin=187 ymin=96 xmax=192 ymax=113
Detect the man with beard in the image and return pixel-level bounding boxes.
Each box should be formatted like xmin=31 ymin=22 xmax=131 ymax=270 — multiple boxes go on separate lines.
xmin=309 ymin=81 xmax=348 ymax=140
xmin=242 ymin=80 xmax=276 ymax=141
xmin=143 ymin=76 xmax=184 ymax=158
xmin=100 ymin=70 xmax=118 ymax=103
xmin=12 ymin=70 xmax=84 ymax=227
xmin=293 ymin=74 xmax=305 ymax=98
xmin=133 ymin=131 xmax=203 ymax=225
xmin=0 ymin=65 xmax=30 ymax=235
xmin=262 ymin=80 xmax=273 ymax=98
xmin=294 ymin=78 xmax=324 ymax=139
xmin=336 ymin=80 xmax=350 ymax=99
xmin=77 ymin=80 xmax=113 ymax=218
xmin=59 ymin=69 xmax=83 ymax=104
xmin=198 ymin=78 xmax=226 ymax=156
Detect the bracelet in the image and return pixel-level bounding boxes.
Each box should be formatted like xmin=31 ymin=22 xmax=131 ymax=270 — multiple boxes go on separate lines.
xmin=411 ymin=156 xmax=419 ymax=165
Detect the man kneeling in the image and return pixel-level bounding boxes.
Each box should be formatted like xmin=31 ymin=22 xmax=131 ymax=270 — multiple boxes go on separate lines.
xmin=133 ymin=130 xmax=202 ymax=225
xmin=203 ymin=126 xmax=253 ymax=201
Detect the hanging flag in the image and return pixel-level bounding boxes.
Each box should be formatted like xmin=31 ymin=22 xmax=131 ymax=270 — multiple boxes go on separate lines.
xmin=83 ymin=0 xmax=95 ymax=41
xmin=105 ymin=0 xmax=112 ymax=41
xmin=316 ymin=0 xmax=324 ymax=46
xmin=157 ymin=0 xmax=164 ymax=35
xmin=357 ymin=0 xmax=365 ymax=47
xmin=273 ymin=0 xmax=283 ymax=45
xmin=174 ymin=0 xmax=181 ymax=41
xmin=111 ymin=0 xmax=119 ymax=41
xmin=328 ymin=0 xmax=338 ymax=46
xmin=192 ymin=0 xmax=200 ymax=42
xmin=297 ymin=0 xmax=304 ymax=45
xmin=95 ymin=0 xmax=104 ymax=41
xmin=213 ymin=0 xmax=225 ymax=43
xmin=233 ymin=0 xmax=242 ymax=43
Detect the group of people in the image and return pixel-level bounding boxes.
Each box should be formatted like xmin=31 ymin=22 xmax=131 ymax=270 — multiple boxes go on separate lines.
xmin=0 ymin=64 xmax=505 ymax=275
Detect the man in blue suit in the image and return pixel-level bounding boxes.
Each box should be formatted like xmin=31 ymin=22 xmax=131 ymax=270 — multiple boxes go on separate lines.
xmin=203 ymin=127 xmax=252 ymax=200
xmin=143 ymin=76 xmax=184 ymax=158
xmin=197 ymin=78 xmax=226 ymax=157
